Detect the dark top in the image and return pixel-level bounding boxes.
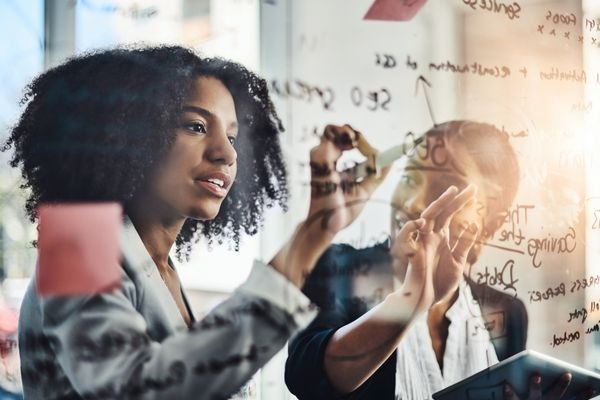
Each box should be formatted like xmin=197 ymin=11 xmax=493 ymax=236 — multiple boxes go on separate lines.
xmin=0 ymin=388 xmax=22 ymax=400
xmin=285 ymin=242 xmax=528 ymax=400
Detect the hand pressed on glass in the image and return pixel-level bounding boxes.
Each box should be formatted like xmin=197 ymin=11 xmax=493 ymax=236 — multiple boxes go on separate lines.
xmin=390 ymin=184 xmax=478 ymax=312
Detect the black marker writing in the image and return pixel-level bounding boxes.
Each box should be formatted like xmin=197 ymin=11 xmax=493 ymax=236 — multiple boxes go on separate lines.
xmin=75 ymin=0 xmax=159 ymax=19
xmin=527 ymin=274 xmax=600 ymax=303
xmin=585 ymin=17 xmax=600 ymax=33
xmin=593 ymin=209 xmax=600 ymax=230
xmin=406 ymin=55 xmax=418 ymax=70
xmin=497 ymin=219 xmax=526 ymax=246
xmin=586 ymin=321 xmax=600 ymax=335
xmin=546 ymin=10 xmax=577 ymax=26
xmin=350 ymin=86 xmax=392 ymax=111
xmin=462 ymin=0 xmax=522 ymax=20
xmin=567 ymin=307 xmax=587 ymax=323
xmin=269 ymin=79 xmax=335 ymax=110
xmin=504 ymin=204 xmax=534 ymax=224
xmin=429 ymin=60 xmax=511 ymax=79
xmin=374 ymin=53 xmax=397 ymax=69
xmin=551 ymin=330 xmax=580 ymax=347
xmin=539 ymin=67 xmax=587 ymax=83
xmin=569 ymin=274 xmax=600 ymax=293
xmin=526 ymin=226 xmax=576 ymax=268
xmin=475 ymin=259 xmax=519 ymax=295
xmin=528 ymin=282 xmax=566 ymax=303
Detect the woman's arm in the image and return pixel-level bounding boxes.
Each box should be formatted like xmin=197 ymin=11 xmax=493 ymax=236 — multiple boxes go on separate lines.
xmin=24 ymin=260 xmax=313 ymax=400
xmin=270 ymin=124 xmax=389 ymax=288
xmin=322 ymin=185 xmax=478 ymax=394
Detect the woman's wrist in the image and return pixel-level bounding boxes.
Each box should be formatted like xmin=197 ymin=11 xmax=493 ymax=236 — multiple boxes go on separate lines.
xmin=390 ymin=283 xmax=432 ymax=315
xmin=269 ymin=221 xmax=336 ymax=288
xmin=382 ymin=289 xmax=425 ymax=326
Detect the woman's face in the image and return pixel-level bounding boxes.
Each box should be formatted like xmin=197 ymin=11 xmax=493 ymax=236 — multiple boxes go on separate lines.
xmin=148 ymin=76 xmax=238 ymax=221
xmin=390 ymin=135 xmax=488 ymax=265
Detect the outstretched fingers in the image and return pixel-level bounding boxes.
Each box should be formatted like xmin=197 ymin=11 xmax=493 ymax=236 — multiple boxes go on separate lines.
xmin=419 ymin=186 xmax=459 ymax=233
xmin=452 ymin=224 xmax=478 ymax=264
xmin=432 ymin=184 xmax=477 ymax=232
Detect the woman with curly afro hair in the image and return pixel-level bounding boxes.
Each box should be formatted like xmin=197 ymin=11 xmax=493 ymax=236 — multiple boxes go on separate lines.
xmin=4 ymin=45 xmax=394 ymax=399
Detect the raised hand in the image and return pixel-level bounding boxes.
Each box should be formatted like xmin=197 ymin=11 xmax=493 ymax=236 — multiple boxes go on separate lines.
xmin=306 ymin=124 xmax=389 ymax=235
xmin=271 ymin=124 xmax=389 ymax=288
xmin=390 ymin=185 xmax=478 ymax=312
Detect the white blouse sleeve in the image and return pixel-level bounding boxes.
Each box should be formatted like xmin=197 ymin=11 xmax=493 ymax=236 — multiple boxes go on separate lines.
xmin=26 ymin=260 xmax=316 ymax=400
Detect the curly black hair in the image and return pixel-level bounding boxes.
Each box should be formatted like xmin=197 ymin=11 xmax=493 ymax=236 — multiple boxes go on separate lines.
xmin=2 ymin=45 xmax=288 ymax=258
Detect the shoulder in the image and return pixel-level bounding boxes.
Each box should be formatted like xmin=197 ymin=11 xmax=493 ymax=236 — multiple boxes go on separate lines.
xmin=302 ymin=241 xmax=392 ymax=312
xmin=467 ymin=278 xmax=526 ymax=315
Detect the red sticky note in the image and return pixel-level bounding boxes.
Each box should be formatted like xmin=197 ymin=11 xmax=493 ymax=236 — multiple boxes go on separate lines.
xmin=0 ymin=306 xmax=18 ymax=335
xmin=364 ymin=0 xmax=428 ymax=21
xmin=36 ymin=203 xmax=122 ymax=297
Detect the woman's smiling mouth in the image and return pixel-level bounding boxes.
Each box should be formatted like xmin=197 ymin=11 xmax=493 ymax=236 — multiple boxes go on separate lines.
xmin=195 ymin=171 xmax=232 ymax=198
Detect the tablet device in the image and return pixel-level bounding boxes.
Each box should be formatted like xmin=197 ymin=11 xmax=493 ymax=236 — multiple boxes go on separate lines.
xmin=433 ymin=350 xmax=600 ymax=400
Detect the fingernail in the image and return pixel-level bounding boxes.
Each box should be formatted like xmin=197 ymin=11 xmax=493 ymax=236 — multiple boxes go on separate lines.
xmin=533 ymin=375 xmax=541 ymax=384
xmin=447 ymin=185 xmax=458 ymax=193
xmin=562 ymin=373 xmax=572 ymax=382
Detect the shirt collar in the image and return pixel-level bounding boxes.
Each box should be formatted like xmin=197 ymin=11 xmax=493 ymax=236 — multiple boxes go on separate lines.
xmin=444 ymin=276 xmax=481 ymax=323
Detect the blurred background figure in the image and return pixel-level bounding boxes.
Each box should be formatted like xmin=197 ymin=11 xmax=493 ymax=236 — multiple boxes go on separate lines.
xmin=0 ymin=276 xmax=22 ymax=400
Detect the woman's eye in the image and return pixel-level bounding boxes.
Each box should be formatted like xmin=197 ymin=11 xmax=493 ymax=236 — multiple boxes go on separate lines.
xmin=394 ymin=213 xmax=409 ymax=230
xmin=228 ymin=136 xmax=237 ymax=146
xmin=399 ymin=174 xmax=416 ymax=187
xmin=184 ymin=122 xmax=207 ymax=134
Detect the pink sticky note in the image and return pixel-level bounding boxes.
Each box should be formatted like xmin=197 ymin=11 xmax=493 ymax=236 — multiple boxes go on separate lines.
xmin=36 ymin=203 xmax=122 ymax=297
xmin=364 ymin=0 xmax=428 ymax=21
xmin=0 ymin=306 xmax=18 ymax=335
